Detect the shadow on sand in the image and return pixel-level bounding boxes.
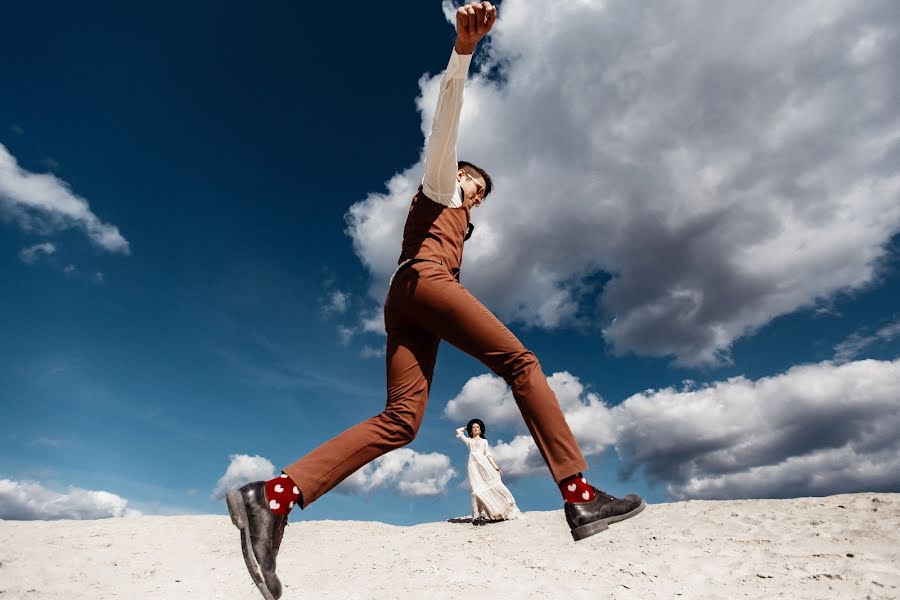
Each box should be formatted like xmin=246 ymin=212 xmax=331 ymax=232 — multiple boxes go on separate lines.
xmin=446 ymin=516 xmax=502 ymax=526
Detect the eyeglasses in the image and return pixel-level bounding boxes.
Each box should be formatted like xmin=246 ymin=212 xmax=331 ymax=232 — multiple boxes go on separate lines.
xmin=464 ymin=172 xmax=485 ymax=204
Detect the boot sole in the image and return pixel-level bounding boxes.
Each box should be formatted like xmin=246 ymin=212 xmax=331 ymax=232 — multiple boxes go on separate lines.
xmin=226 ymin=490 xmax=278 ymax=600
xmin=571 ymin=499 xmax=647 ymax=541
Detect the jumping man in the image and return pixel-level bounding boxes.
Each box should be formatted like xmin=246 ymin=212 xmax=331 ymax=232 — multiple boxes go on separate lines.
xmin=226 ymin=4 xmax=645 ymax=598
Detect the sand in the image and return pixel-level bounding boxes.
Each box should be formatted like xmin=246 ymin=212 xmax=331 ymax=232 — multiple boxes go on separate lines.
xmin=1 ymin=492 xmax=898 ymax=599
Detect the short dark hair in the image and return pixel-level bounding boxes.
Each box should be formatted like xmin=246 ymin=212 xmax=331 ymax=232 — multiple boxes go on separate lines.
xmin=458 ymin=161 xmax=494 ymax=199
xmin=466 ymin=418 xmax=486 ymax=439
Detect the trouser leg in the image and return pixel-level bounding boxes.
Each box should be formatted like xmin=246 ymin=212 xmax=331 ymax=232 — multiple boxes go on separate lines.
xmin=283 ymin=327 xmax=439 ymax=507
xmin=392 ymin=263 xmax=588 ymax=482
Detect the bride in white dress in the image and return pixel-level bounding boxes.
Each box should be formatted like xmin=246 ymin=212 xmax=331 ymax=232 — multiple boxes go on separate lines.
xmin=456 ymin=419 xmax=523 ymax=524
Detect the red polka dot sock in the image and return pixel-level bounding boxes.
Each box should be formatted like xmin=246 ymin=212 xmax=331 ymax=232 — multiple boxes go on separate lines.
xmin=264 ymin=473 xmax=301 ymax=516
xmin=559 ymin=473 xmax=597 ymax=503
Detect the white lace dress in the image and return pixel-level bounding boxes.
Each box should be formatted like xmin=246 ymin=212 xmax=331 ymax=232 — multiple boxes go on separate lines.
xmin=457 ymin=433 xmax=523 ymax=521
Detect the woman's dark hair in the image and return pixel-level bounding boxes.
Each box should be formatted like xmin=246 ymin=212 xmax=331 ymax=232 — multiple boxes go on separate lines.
xmin=466 ymin=418 xmax=486 ymax=439
xmin=458 ymin=161 xmax=494 ymax=199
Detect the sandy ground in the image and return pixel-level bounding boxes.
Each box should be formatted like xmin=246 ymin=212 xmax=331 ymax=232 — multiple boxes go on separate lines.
xmin=1 ymin=492 xmax=898 ymax=600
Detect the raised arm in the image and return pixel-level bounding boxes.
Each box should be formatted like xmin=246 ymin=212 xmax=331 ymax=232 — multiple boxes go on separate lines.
xmin=455 ymin=426 xmax=471 ymax=448
xmin=421 ymin=2 xmax=496 ymax=207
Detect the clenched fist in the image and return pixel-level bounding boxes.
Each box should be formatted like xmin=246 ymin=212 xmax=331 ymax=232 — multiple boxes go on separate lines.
xmin=455 ymin=2 xmax=497 ymax=55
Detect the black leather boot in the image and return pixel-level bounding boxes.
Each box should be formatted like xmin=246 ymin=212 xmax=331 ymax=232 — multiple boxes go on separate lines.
xmin=565 ymin=487 xmax=645 ymax=541
xmin=226 ymin=481 xmax=289 ymax=600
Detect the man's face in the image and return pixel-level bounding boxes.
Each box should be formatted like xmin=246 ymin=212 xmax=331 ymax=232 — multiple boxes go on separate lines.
xmin=457 ymin=169 xmax=486 ymax=209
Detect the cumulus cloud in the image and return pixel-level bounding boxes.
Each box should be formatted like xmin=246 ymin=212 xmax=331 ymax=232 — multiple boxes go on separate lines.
xmin=488 ymin=435 xmax=547 ymax=479
xmin=360 ymin=345 xmax=385 ymax=359
xmin=346 ymin=0 xmax=900 ymax=365
xmin=337 ymin=448 xmax=456 ymax=496
xmin=333 ymin=310 xmax=385 ymax=348
xmin=444 ymin=373 xmax=520 ymax=426
xmin=0 ymin=143 xmax=130 ymax=254
xmin=211 ymin=454 xmax=276 ymax=500
xmin=614 ymin=359 xmax=900 ymax=498
xmin=445 ymin=371 xmax=617 ymax=478
xmin=321 ymin=290 xmax=350 ymax=317
xmin=444 ymin=358 xmax=900 ymax=499
xmin=0 ymin=479 xmax=140 ymax=520
xmin=18 ymin=241 xmax=56 ymax=264
xmin=833 ymin=319 xmax=900 ymax=362
xmin=337 ymin=325 xmax=355 ymax=345
xmin=359 ymin=310 xmax=385 ymax=336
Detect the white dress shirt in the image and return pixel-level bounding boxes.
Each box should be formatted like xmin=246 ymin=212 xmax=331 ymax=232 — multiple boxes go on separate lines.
xmin=421 ymin=49 xmax=473 ymax=208
xmin=389 ymin=50 xmax=474 ymax=287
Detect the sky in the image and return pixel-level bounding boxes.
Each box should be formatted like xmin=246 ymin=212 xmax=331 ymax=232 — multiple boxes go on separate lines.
xmin=1 ymin=0 xmax=899 ymax=525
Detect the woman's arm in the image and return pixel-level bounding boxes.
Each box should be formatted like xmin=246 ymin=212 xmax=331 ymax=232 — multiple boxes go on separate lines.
xmin=485 ymin=443 xmax=502 ymax=474
xmin=455 ymin=426 xmax=470 ymax=446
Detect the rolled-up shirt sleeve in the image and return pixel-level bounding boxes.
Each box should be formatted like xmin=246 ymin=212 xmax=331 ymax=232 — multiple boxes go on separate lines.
xmin=421 ymin=50 xmax=473 ymax=208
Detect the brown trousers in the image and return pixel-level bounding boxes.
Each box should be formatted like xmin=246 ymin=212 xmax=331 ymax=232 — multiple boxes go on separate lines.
xmin=283 ymin=261 xmax=587 ymax=508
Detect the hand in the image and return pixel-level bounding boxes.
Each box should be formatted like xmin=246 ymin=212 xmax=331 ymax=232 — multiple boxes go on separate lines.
xmin=455 ymin=2 xmax=497 ymax=55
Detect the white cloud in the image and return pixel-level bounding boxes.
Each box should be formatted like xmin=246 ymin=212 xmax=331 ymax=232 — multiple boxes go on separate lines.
xmin=0 ymin=479 xmax=140 ymax=520
xmin=445 ymin=371 xmax=617 ymax=479
xmin=18 ymin=241 xmax=56 ymax=264
xmin=488 ymin=435 xmax=546 ymax=478
xmin=613 ymin=358 xmax=900 ymax=498
xmin=337 ymin=448 xmax=456 ymax=497
xmin=443 ymin=358 xmax=900 ymax=499
xmin=211 ymin=454 xmax=276 ymax=500
xmin=445 ymin=371 xmax=615 ymax=456
xmin=337 ymin=325 xmax=355 ymax=345
xmin=444 ymin=373 xmax=519 ymax=426
xmin=321 ymin=290 xmax=350 ymax=316
xmin=345 ymin=0 xmax=900 ymax=365
xmin=0 ymin=143 xmax=130 ymax=254
xmin=360 ymin=345 xmax=385 ymax=359
xmin=212 ymin=449 xmax=455 ymax=500
xmin=359 ymin=310 xmax=385 ymax=336
xmin=833 ymin=319 xmax=900 ymax=362
xmin=333 ymin=309 xmax=385 ymax=349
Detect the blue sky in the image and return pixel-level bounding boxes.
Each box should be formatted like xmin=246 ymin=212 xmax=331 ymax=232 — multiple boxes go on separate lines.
xmin=2 ymin=0 xmax=900 ymax=525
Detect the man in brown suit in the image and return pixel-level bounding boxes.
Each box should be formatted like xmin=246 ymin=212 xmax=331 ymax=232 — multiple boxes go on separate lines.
xmin=227 ymin=4 xmax=644 ymax=598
